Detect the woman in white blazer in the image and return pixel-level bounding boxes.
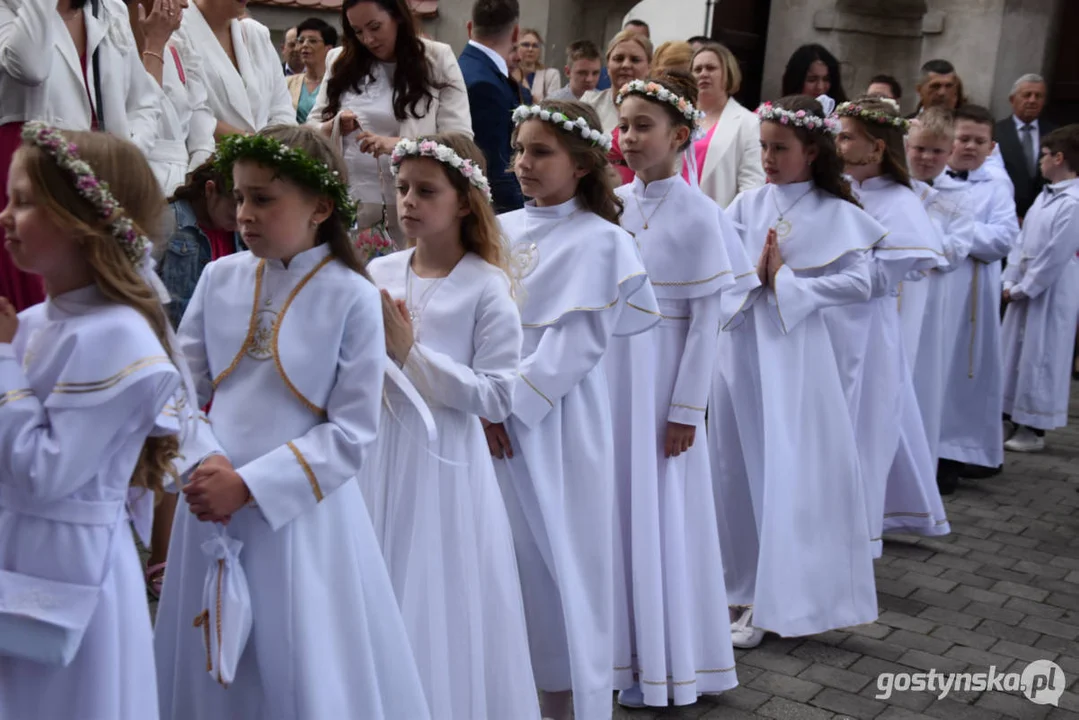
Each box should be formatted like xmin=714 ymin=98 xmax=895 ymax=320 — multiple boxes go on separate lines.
xmin=690 ymin=42 xmax=765 ymax=208
xmin=308 ymin=0 xmax=471 ymax=245
xmin=125 ymin=0 xmax=216 ymax=195
xmin=171 ymin=0 xmax=294 ymax=137
xmin=0 ymin=0 xmax=161 ymax=310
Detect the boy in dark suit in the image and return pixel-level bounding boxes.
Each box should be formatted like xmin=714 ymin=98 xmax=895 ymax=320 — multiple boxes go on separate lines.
xmin=459 ymin=0 xmax=524 ymax=212
xmin=995 ymin=74 xmax=1055 ymax=220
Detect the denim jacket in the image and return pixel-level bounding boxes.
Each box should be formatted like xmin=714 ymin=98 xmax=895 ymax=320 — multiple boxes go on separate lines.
xmin=157 ymin=200 xmax=243 ymax=329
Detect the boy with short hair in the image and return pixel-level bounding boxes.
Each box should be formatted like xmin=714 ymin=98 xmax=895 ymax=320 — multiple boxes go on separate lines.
xmin=933 ymin=104 xmax=1020 ymax=491
xmin=546 ymin=40 xmax=603 ymax=101
xmin=902 ymin=109 xmax=975 ymax=481
xmin=1000 ymin=125 xmax=1079 ymax=451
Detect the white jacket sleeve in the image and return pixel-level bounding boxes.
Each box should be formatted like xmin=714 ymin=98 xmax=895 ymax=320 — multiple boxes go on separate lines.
xmin=0 ymin=0 xmax=54 ymax=84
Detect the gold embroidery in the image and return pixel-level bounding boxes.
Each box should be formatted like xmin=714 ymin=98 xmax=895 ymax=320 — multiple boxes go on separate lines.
xmin=213 ymin=260 xmax=267 ymax=388
xmin=875 ymin=245 xmax=947 ymax=257
xmin=247 ymin=314 xmax=276 ymax=361
xmin=288 ymin=441 xmax=324 ymax=502
xmin=518 ymin=373 xmax=553 ymax=408
xmin=626 ymin=301 xmax=661 ymax=317
xmin=0 ymin=388 xmax=33 ymax=408
xmin=52 ymin=356 xmax=171 ymax=394
xmin=671 ymin=402 xmax=705 ymax=412
xmin=652 ymin=269 xmax=733 ymax=287
xmin=215 ymin=558 xmax=227 ymax=687
xmin=520 ymin=272 xmax=647 ymax=328
xmin=272 ymin=256 xmax=335 ymax=416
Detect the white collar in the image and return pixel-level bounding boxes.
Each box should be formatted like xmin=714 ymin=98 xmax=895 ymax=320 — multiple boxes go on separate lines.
xmin=1013 ymin=115 xmax=1039 ymax=131
xmin=467 ymin=40 xmax=509 ymax=78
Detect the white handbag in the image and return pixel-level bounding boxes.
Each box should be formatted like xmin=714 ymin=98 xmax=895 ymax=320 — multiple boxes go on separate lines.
xmin=0 ymin=492 xmax=126 ymax=666
xmin=194 ymin=527 xmax=252 ymax=687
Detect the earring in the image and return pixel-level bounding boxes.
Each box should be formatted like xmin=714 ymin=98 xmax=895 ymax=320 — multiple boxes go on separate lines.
xmin=309 ymin=219 xmax=318 ymax=228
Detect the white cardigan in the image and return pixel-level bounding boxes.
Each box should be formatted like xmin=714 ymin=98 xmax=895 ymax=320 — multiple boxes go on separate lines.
xmin=0 ymin=0 xmax=161 ymax=152
xmin=308 ymin=39 xmax=472 ymax=141
xmin=173 ymin=3 xmax=295 ymax=133
xmin=698 ymin=98 xmax=765 ymax=209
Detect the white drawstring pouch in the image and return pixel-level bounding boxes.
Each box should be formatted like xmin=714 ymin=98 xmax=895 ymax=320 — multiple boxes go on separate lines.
xmin=194 ymin=526 xmax=252 ymax=687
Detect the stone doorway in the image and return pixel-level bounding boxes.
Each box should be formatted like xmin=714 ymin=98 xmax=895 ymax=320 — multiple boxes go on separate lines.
xmin=710 ymin=0 xmax=772 ymax=108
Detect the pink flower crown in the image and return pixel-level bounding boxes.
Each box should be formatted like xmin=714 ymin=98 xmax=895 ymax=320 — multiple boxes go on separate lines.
xmin=390 ymin=138 xmax=492 ymax=201
xmin=21 ymin=122 xmax=151 ymax=265
xmin=755 ymin=102 xmax=841 ymax=135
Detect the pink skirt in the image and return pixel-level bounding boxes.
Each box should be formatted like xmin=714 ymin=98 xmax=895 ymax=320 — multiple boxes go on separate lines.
xmin=0 ymin=122 xmax=45 ymax=311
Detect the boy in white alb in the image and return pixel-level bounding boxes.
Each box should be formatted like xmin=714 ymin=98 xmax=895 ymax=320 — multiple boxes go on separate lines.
xmin=932 ymin=104 xmax=1020 ymax=492
xmin=1001 ymin=125 xmax=1079 ymax=451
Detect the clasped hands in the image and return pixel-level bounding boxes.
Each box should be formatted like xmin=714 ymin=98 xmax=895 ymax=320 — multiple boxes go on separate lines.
xmin=755 ymin=228 xmax=785 ymax=289
xmin=337 ymin=111 xmax=398 ymax=157
xmin=184 ymin=455 xmax=251 ymax=525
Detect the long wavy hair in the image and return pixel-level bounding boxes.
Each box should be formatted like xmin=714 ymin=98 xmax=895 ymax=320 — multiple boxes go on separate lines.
xmin=322 ymin=0 xmax=440 ymax=122
xmin=257 ymin=125 xmax=370 ymax=278
xmin=402 ymin=133 xmax=509 ymax=276
xmin=513 ymin=100 xmax=624 ymax=225
xmin=842 ymin=96 xmax=912 ymax=189
xmin=781 ymin=44 xmax=847 ymax=103
xmin=17 ymin=131 xmax=179 ymax=495
xmin=770 ymin=95 xmax=860 ymax=206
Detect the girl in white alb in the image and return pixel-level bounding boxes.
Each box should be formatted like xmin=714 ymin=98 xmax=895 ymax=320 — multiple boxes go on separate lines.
xmin=491 ymin=99 xmax=659 ymax=720
xmin=830 ymin=98 xmax=949 ymax=549
xmin=0 ymin=125 xmax=197 ymax=720
xmin=709 ymin=95 xmax=881 ymax=649
xmin=152 ymin=127 xmax=430 ymax=720
xmin=607 ymin=74 xmax=738 ymax=708
xmin=357 ymin=133 xmax=540 ymax=720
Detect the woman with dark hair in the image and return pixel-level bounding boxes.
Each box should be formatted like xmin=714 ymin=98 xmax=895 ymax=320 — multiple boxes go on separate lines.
xmin=308 ymin=0 xmax=471 ymax=245
xmin=781 ymin=43 xmax=847 ymax=103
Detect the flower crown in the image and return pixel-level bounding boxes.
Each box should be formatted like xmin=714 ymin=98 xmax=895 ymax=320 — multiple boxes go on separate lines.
xmin=756 ymin=102 xmax=841 ymax=135
xmin=214 ymin=134 xmax=357 ymax=227
xmin=512 ymin=105 xmax=613 ymax=152
xmin=835 ymin=101 xmax=911 ymax=132
xmin=390 ymin=139 xmax=492 ymax=201
xmin=615 ymin=80 xmax=705 ymax=123
xmin=21 ymin=122 xmax=151 ymax=265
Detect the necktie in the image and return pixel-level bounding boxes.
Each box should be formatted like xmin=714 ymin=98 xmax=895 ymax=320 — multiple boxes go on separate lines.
xmin=946 ymin=169 xmax=969 ymax=181
xmin=1021 ymin=124 xmax=1037 ymax=176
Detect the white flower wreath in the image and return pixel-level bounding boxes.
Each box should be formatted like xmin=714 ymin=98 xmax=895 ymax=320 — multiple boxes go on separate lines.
xmin=511 ymin=105 xmax=613 ymax=152
xmin=615 ymin=80 xmax=705 ymax=123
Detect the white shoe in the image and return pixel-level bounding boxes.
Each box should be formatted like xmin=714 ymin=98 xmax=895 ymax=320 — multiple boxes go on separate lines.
xmin=730 ymin=607 xmax=765 ymax=648
xmin=617 ymin=684 xmax=646 ymax=708
xmin=1004 ymin=426 xmax=1045 ymax=452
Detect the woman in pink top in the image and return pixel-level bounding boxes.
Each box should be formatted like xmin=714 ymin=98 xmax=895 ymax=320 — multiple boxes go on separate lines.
xmin=689 ymin=42 xmax=765 ymax=206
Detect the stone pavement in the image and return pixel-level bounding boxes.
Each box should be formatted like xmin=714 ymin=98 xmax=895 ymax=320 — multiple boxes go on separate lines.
xmin=613 ymin=383 xmax=1079 ymax=720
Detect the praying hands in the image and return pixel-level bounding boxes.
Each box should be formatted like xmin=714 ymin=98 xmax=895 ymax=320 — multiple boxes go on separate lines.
xmin=755 ymin=228 xmax=785 ymax=289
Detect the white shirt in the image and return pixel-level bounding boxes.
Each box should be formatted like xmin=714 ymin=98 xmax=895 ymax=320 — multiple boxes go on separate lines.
xmin=1013 ymin=115 xmax=1041 ymax=169
xmin=467 ymin=39 xmax=508 ymax=78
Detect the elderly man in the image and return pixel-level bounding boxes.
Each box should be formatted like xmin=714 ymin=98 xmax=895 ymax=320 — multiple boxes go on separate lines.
xmin=281 ymin=26 xmax=302 ymax=75
xmin=994 ymin=74 xmax=1056 ymax=219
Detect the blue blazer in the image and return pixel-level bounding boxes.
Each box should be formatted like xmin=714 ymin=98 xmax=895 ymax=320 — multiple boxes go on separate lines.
xmin=458 ymin=43 xmax=524 ymax=212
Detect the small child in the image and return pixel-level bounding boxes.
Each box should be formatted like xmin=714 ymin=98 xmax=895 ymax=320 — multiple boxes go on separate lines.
xmin=0 ymin=124 xmax=195 ymax=719
xmin=609 ymin=73 xmax=738 ymax=708
xmin=904 ymin=108 xmax=975 ymax=480
xmin=1001 ymin=125 xmax=1079 ymax=451
xmin=493 ymin=99 xmax=659 ymax=720
xmin=358 ymin=133 xmax=540 ymax=720
xmin=933 ymin=104 xmax=1020 ymax=490
xmin=153 ymin=126 xmax=430 ymax=720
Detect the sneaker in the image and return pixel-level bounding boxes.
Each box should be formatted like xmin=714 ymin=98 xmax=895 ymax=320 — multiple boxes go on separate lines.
xmin=1004 ymin=426 xmax=1045 ymax=453
xmin=617 ymin=684 xmax=645 ymax=708
xmin=731 ymin=607 xmax=765 ymax=649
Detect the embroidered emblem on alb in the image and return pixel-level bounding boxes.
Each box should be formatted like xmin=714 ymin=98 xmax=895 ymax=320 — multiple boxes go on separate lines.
xmin=510 ymin=242 xmax=540 ymax=281
xmin=512 ymin=105 xmax=613 ymax=152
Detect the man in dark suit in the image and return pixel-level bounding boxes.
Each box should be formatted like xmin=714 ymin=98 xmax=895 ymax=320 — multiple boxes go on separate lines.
xmin=994 ymin=73 xmax=1055 ymax=220
xmin=908 ymin=59 xmax=962 ymax=119
xmin=459 ymin=0 xmax=524 ymax=212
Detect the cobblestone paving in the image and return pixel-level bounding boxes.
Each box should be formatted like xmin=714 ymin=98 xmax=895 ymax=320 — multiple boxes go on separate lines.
xmin=613 ymin=384 xmax=1079 ymax=720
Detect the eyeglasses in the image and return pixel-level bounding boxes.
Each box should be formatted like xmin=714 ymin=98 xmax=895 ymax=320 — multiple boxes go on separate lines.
xmin=297 ymin=37 xmax=324 ymax=46
xmin=519 ymin=41 xmax=541 ymax=49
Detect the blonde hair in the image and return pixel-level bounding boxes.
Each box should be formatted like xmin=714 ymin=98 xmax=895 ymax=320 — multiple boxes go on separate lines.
xmin=403 ymin=132 xmax=509 ymax=276
xmin=17 ymin=131 xmax=177 ymax=495
xmin=520 ymin=27 xmax=545 ymax=69
xmin=910 ymin=106 xmax=956 ymax=142
xmin=606 ymin=29 xmax=653 ymax=64
xmin=652 ymin=41 xmax=693 ymax=74
xmin=692 ymin=42 xmax=741 ymax=95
